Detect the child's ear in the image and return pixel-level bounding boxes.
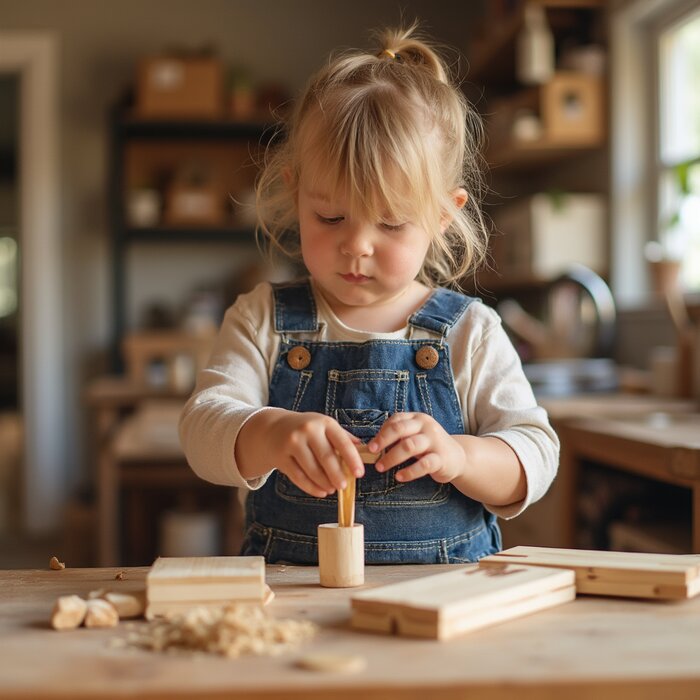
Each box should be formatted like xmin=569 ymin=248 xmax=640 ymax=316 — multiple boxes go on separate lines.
xmin=439 ymin=188 xmax=469 ymax=232
xmin=282 ymin=167 xmax=293 ymax=187
xmin=452 ymin=187 xmax=468 ymax=210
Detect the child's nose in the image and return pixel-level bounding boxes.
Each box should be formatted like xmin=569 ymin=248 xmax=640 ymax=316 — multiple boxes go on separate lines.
xmin=340 ymin=225 xmax=374 ymax=257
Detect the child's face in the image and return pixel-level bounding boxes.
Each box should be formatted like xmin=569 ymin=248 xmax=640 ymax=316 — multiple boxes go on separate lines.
xmin=297 ymin=181 xmax=433 ymax=313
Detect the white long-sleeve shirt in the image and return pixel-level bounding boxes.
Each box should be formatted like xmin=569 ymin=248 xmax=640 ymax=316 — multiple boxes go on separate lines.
xmin=179 ymin=280 xmax=559 ymax=519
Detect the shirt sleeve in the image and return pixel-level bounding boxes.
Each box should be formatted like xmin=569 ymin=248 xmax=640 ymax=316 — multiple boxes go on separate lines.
xmin=461 ymin=305 xmax=560 ymax=519
xmin=178 ymin=285 xmax=275 ymax=490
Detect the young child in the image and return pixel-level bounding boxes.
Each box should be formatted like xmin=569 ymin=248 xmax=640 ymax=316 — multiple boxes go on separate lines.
xmin=179 ymin=25 xmax=559 ymax=564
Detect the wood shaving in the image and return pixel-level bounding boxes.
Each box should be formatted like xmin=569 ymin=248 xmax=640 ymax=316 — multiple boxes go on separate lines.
xmin=85 ymin=599 xmax=119 ymax=628
xmin=49 ymin=556 xmax=65 ymax=570
xmin=51 ymin=595 xmax=87 ymax=630
xmin=115 ymin=571 xmax=125 ymax=580
xmin=104 ymin=591 xmax=145 ymax=619
xmin=296 ymin=653 xmax=367 ymax=673
xmin=88 ymin=588 xmax=108 ymax=599
xmin=128 ymin=604 xmax=317 ymax=658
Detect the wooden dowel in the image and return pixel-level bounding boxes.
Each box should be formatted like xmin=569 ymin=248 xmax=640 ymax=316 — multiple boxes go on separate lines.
xmin=337 ymin=444 xmax=379 ymax=528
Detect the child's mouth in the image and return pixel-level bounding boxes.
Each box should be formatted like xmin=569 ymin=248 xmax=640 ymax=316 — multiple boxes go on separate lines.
xmin=340 ymin=273 xmax=370 ymax=284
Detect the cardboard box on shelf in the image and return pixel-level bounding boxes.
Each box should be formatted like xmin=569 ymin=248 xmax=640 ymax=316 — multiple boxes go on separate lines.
xmin=487 ymin=72 xmax=605 ymax=153
xmin=136 ymin=56 xmax=225 ymax=120
xmin=541 ymin=72 xmax=604 ymax=144
xmin=164 ymin=180 xmax=226 ymax=227
xmin=491 ymin=192 xmax=606 ymax=279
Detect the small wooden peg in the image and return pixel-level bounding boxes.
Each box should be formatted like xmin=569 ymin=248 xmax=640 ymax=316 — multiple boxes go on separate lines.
xmin=318 ymin=444 xmax=375 ymax=587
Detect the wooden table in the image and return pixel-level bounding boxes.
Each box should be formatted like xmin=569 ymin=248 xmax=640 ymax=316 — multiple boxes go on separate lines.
xmin=3 ymin=564 xmax=700 ymax=699
xmin=558 ymin=410 xmax=700 ymax=551
xmin=505 ymin=393 xmax=700 ymax=552
xmin=85 ymin=377 xmax=240 ymax=566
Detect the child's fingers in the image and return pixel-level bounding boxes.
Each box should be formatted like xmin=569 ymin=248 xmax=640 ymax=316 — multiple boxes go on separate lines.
xmin=308 ymin=437 xmax=347 ymax=491
xmin=285 ymin=460 xmax=330 ymax=498
xmin=394 ymin=454 xmax=439 ymax=483
xmin=376 ymin=433 xmax=430 ymax=472
xmin=369 ymin=413 xmax=421 ymax=454
xmin=327 ymin=427 xmax=365 ymax=478
xmin=291 ymin=444 xmax=336 ymax=493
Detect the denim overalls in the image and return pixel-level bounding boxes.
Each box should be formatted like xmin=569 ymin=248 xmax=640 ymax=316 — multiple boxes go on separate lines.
xmin=242 ymin=279 xmax=502 ymax=564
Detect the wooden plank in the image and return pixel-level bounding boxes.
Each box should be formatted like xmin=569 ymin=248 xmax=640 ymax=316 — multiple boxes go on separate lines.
xmin=146 ymin=556 xmax=266 ymax=617
xmin=351 ymin=564 xmax=575 ymax=640
xmin=147 ymin=556 xmax=265 ymax=585
xmin=481 ymin=547 xmax=700 ymax=599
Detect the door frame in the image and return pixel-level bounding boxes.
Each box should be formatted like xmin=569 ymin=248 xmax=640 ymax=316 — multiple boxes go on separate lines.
xmin=0 ymin=32 xmax=64 ymax=532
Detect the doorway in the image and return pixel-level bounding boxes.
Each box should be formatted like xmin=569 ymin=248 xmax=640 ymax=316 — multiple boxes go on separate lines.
xmin=0 ymin=74 xmax=21 ymax=539
xmin=0 ymin=32 xmax=64 ymax=542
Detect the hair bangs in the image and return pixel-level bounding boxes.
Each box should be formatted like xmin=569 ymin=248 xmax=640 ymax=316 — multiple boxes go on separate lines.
xmin=296 ymin=88 xmax=441 ymax=231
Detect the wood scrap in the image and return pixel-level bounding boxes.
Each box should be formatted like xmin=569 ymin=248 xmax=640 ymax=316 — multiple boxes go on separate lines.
xmin=146 ymin=556 xmax=266 ymax=619
xmin=351 ymin=564 xmax=575 ymax=640
xmin=49 ymin=556 xmax=65 ymax=570
xmin=50 ymin=595 xmax=87 ymax=630
xmin=295 ymin=653 xmax=367 ymax=673
xmin=480 ymin=546 xmax=700 ymax=600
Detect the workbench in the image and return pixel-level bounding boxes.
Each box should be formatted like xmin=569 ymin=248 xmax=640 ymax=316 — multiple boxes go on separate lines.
xmin=3 ymin=564 xmax=700 ymax=699
xmin=502 ymin=393 xmax=700 ymax=552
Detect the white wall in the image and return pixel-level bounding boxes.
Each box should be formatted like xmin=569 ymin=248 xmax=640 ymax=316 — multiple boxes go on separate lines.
xmin=0 ymin=0 xmax=474 ymax=511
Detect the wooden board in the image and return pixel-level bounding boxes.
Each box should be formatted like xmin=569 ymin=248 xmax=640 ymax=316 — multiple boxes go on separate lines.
xmin=146 ymin=556 xmax=265 ymax=618
xmin=480 ymin=546 xmax=700 ymax=600
xmin=351 ymin=564 xmax=575 ymax=640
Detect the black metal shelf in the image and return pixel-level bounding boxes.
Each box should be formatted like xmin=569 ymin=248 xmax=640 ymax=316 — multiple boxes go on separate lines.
xmin=116 ymin=117 xmax=275 ymax=141
xmin=108 ymin=103 xmax=272 ymax=371
xmin=122 ymin=226 xmax=257 ymax=243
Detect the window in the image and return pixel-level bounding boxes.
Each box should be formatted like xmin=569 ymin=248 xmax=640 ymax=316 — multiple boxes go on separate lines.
xmin=655 ymin=7 xmax=700 ymax=291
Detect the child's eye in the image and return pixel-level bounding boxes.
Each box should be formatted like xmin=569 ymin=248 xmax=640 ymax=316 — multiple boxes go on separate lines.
xmin=380 ymin=222 xmax=406 ymax=231
xmin=316 ymin=214 xmax=344 ymax=225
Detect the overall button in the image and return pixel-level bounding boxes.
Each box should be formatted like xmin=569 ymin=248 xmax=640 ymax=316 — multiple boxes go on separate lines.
xmin=415 ymin=345 xmax=439 ymax=369
xmin=287 ymin=346 xmax=311 ymax=370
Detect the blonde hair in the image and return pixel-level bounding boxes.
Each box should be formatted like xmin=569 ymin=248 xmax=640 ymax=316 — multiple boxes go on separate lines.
xmin=255 ymin=23 xmax=488 ymax=287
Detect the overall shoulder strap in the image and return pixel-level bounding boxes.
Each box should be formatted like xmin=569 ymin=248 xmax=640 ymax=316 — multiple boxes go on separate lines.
xmin=409 ymin=288 xmax=478 ymax=338
xmin=272 ymin=278 xmax=319 ymax=333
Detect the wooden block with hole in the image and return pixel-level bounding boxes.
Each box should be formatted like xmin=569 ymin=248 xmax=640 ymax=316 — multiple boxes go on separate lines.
xmin=350 ymin=564 xmax=575 ymax=640
xmin=146 ymin=556 xmax=265 ymax=619
xmin=479 ymin=546 xmax=700 ymax=600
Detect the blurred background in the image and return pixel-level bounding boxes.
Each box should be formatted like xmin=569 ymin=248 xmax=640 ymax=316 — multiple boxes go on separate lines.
xmin=1 ymin=0 xmax=699 ymax=567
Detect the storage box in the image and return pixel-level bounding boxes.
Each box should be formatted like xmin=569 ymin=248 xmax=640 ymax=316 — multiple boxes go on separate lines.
xmin=136 ymin=56 xmax=224 ymax=119
xmin=541 ymin=72 xmax=604 ymax=144
xmin=491 ymin=192 xmax=606 ymax=279
xmin=164 ymin=181 xmax=226 ymax=227
xmin=487 ymin=72 xmax=605 ymax=152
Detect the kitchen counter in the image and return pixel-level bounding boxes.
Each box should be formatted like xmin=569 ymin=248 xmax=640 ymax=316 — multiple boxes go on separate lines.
xmin=3 ymin=564 xmax=700 ymax=699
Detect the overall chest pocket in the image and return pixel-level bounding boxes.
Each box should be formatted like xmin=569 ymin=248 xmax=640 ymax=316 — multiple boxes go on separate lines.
xmin=329 ymin=375 xmax=448 ymax=505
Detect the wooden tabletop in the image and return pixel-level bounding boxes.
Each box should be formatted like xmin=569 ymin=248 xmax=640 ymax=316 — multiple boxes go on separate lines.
xmin=3 ymin=564 xmax=700 ymax=699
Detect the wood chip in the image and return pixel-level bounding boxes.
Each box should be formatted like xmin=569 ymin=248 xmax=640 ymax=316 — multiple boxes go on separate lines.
xmin=295 ymin=653 xmax=367 ymax=673
xmin=115 ymin=571 xmax=125 ymax=580
xmin=262 ymin=584 xmax=275 ymax=606
xmin=49 ymin=556 xmax=65 ymax=570
xmin=84 ymin=599 xmax=119 ymax=628
xmin=128 ymin=604 xmax=316 ymax=658
xmin=50 ymin=595 xmax=87 ymax=630
xmin=104 ymin=591 xmax=146 ymax=619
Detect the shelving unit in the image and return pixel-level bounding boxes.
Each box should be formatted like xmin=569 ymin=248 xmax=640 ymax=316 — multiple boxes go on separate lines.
xmin=468 ymin=0 xmax=606 ymax=87
xmin=107 ymin=105 xmax=275 ymax=369
xmin=465 ymin=0 xmax=609 ymax=295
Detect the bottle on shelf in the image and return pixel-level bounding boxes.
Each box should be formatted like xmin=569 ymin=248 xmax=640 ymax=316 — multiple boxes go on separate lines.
xmin=516 ymin=3 xmax=555 ymax=85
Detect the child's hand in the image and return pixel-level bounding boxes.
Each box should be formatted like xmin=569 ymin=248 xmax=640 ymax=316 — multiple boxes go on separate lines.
xmin=368 ymin=412 xmax=466 ymax=484
xmin=270 ymin=411 xmax=365 ymax=498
